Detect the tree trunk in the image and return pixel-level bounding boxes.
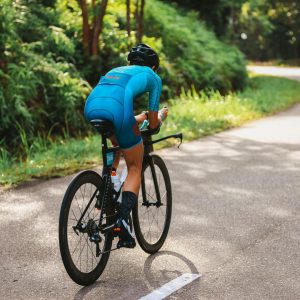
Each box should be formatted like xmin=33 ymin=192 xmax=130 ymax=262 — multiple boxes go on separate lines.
xmin=92 ymin=0 xmax=96 ymax=29
xmin=135 ymin=0 xmax=139 ymax=41
xmin=139 ymin=0 xmax=145 ymax=41
xmin=79 ymin=0 xmax=90 ymax=56
xmin=136 ymin=0 xmax=145 ymax=42
xmin=91 ymin=0 xmax=108 ymax=56
xmin=126 ymin=0 xmax=131 ymax=37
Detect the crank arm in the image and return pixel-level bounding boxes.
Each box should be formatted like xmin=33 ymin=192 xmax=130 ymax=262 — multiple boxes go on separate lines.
xmin=97 ymin=247 xmax=119 ymax=256
xmin=99 ymin=223 xmax=115 ymax=234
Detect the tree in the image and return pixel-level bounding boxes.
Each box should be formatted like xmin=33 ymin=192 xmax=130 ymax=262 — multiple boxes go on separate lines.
xmin=126 ymin=0 xmax=131 ymax=37
xmin=164 ymin=0 xmax=300 ymax=61
xmin=267 ymin=0 xmax=300 ymax=60
xmin=135 ymin=0 xmax=145 ymax=42
xmin=78 ymin=0 xmax=108 ymax=56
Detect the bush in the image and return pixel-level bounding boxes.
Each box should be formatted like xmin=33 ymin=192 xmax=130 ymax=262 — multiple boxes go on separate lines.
xmin=0 ymin=0 xmax=90 ymax=155
xmin=0 ymin=0 xmax=249 ymax=158
xmin=145 ymin=0 xmax=248 ymax=96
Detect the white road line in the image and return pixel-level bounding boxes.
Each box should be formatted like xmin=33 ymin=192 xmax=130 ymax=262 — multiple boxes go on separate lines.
xmin=139 ymin=273 xmax=201 ymax=300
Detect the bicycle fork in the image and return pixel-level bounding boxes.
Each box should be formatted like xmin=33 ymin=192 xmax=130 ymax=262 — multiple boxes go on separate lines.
xmin=142 ymin=155 xmax=162 ymax=207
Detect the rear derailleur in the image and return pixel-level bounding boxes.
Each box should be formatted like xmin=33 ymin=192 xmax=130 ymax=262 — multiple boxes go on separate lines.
xmin=73 ymin=219 xmax=102 ymax=257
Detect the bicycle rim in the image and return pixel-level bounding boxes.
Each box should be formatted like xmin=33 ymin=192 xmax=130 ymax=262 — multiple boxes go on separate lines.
xmin=59 ymin=170 xmax=113 ymax=285
xmin=133 ymin=155 xmax=172 ymax=254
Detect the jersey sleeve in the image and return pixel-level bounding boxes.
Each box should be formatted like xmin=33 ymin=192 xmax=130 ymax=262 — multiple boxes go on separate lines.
xmin=148 ymin=74 xmax=162 ymax=112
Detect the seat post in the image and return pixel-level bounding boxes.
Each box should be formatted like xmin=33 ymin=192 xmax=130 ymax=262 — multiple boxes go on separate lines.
xmin=101 ymin=134 xmax=109 ymax=173
xmin=101 ymin=134 xmax=117 ymax=176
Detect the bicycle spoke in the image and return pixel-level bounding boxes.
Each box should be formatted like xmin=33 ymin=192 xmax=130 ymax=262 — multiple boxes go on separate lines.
xmin=160 ymin=190 xmax=167 ymax=200
xmin=71 ymin=236 xmax=82 ymax=256
xmin=82 ymin=184 xmax=87 ymax=213
xmin=82 ymin=234 xmax=98 ymax=263
xmin=74 ymin=194 xmax=84 ymax=218
xmin=71 ymin=208 xmax=78 ymax=222
xmin=75 ymin=235 xmax=87 ymax=267
xmin=145 ymin=191 xmax=156 ymax=202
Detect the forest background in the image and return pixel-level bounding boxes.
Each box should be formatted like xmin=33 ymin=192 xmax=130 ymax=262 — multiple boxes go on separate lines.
xmin=1 ymin=0 xmax=300 ymax=185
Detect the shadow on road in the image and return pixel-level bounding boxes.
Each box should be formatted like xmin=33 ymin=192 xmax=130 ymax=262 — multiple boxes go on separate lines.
xmin=143 ymin=250 xmax=201 ymax=295
xmin=72 ymin=250 xmax=201 ymax=300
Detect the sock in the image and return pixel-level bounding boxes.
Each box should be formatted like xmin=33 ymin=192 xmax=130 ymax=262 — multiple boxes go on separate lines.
xmin=120 ymin=191 xmax=137 ymax=219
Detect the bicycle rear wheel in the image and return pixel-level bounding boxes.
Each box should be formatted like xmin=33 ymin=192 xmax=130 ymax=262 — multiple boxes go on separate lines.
xmin=59 ymin=170 xmax=113 ymax=286
xmin=133 ymin=154 xmax=172 ymax=254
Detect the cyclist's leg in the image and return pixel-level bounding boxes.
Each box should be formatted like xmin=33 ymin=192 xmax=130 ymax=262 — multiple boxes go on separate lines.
xmin=116 ymin=110 xmax=143 ymax=198
xmin=113 ymin=142 xmax=143 ymax=248
xmin=122 ymin=142 xmax=144 ymax=195
xmin=114 ymin=110 xmax=143 ymax=248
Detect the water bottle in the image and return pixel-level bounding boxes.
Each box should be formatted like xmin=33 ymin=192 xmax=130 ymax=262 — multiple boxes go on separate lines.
xmin=111 ymin=168 xmax=128 ymax=203
xmin=111 ymin=170 xmax=121 ymax=191
xmin=140 ymin=120 xmax=149 ymax=130
xmin=120 ymin=167 xmax=128 ymax=184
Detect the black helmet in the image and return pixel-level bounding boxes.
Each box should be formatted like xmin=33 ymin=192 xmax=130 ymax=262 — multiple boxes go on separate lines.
xmin=127 ymin=43 xmax=159 ymax=70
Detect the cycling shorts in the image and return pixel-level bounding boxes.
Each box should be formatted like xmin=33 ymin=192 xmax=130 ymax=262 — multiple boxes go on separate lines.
xmin=84 ymin=85 xmax=142 ymax=150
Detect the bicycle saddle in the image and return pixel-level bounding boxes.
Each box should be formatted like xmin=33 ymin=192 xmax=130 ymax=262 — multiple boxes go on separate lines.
xmin=90 ymin=119 xmax=114 ymax=137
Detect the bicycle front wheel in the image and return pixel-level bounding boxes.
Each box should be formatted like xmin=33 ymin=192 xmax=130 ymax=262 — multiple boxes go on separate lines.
xmin=133 ymin=154 xmax=172 ymax=254
xmin=59 ymin=170 xmax=112 ymax=286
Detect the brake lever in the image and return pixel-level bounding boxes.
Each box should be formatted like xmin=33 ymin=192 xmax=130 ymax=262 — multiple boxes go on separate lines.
xmin=175 ymin=133 xmax=183 ymax=148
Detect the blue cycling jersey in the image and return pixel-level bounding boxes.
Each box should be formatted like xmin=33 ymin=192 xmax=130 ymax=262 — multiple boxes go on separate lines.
xmin=84 ymin=65 xmax=162 ymax=149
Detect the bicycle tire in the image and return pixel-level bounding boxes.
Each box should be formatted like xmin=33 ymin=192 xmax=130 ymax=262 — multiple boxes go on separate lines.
xmin=132 ymin=154 xmax=172 ymax=254
xmin=59 ymin=170 xmax=113 ymax=286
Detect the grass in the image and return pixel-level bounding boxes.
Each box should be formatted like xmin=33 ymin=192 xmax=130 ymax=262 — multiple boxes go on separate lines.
xmin=1 ymin=75 xmax=300 ymax=188
xmin=154 ymin=74 xmax=300 ymax=148
xmin=0 ymin=135 xmax=102 ymax=187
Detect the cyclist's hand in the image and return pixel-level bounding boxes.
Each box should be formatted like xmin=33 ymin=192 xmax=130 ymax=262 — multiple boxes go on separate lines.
xmin=158 ymin=106 xmax=168 ymax=122
xmin=135 ymin=111 xmax=149 ymax=124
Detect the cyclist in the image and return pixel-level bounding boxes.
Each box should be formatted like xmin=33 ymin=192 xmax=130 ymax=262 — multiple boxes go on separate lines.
xmin=84 ymin=43 xmax=168 ymax=248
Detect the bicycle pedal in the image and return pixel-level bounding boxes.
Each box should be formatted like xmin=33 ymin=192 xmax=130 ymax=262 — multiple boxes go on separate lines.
xmin=117 ymin=238 xmax=136 ymax=249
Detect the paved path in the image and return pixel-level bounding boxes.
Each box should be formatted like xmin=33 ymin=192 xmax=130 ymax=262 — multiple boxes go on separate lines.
xmin=1 ymin=67 xmax=300 ymax=299
xmin=248 ymin=65 xmax=300 ymax=81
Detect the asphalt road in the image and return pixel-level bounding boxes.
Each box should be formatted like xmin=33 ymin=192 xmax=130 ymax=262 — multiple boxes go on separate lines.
xmin=247 ymin=65 xmax=300 ymax=82
xmin=1 ymin=67 xmax=300 ymax=299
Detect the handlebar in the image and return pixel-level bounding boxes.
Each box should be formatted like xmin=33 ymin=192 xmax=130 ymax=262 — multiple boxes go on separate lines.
xmin=141 ymin=120 xmax=183 ymax=149
xmin=140 ymin=119 xmax=161 ymax=136
xmin=144 ymin=132 xmax=183 ymax=148
xmin=139 ymin=110 xmax=183 ymax=149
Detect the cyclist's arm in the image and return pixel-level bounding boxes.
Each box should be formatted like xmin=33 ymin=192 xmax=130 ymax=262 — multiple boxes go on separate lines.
xmin=148 ymin=74 xmax=162 ymax=129
xmin=148 ymin=111 xmax=159 ymax=129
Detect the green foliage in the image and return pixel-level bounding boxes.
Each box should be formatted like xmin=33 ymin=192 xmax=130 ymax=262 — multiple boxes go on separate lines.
xmin=55 ymin=0 xmax=247 ymax=93
xmin=0 ymin=0 xmax=90 ymax=155
xmin=1 ymin=0 xmax=247 ymax=165
xmin=0 ymin=135 xmax=101 ymax=187
xmin=145 ymin=0 xmax=248 ymax=97
xmin=166 ymin=0 xmax=300 ymax=61
xmin=236 ymin=0 xmax=300 ymax=60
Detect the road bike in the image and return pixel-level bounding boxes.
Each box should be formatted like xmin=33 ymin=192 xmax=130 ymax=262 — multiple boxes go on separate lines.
xmin=59 ymin=119 xmax=183 ymax=286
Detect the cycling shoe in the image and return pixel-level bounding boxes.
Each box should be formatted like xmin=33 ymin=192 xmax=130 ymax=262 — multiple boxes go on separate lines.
xmin=115 ymin=218 xmax=136 ymax=249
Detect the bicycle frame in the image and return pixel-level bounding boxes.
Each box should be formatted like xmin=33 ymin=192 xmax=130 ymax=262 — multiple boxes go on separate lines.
xmin=73 ymin=134 xmax=120 ymax=235
xmin=74 ymin=130 xmax=183 ymax=234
